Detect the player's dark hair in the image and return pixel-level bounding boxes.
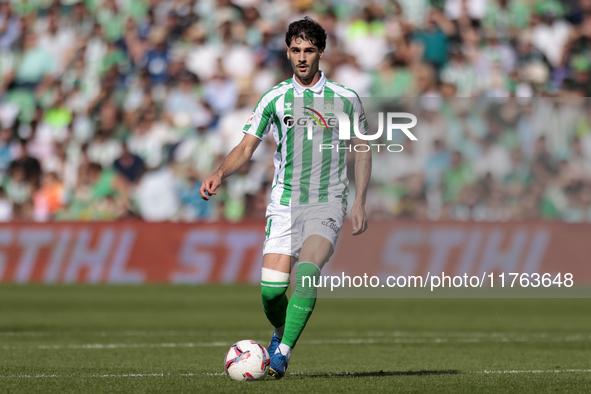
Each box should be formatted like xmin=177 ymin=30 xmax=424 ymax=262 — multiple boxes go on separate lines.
xmin=285 ymin=16 xmax=327 ymax=50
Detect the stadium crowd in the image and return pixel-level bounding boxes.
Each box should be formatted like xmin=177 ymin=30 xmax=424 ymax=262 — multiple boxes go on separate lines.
xmin=0 ymin=0 xmax=589 ymax=222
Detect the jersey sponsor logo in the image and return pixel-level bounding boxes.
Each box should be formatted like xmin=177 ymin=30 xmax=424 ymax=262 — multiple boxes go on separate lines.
xmin=303 ymin=106 xmax=329 ymax=132
xmin=282 ymin=115 xmax=295 ymax=127
xmin=321 ymin=217 xmax=339 ymax=233
xmin=246 ymin=112 xmax=255 ymax=125
xmin=296 ymin=115 xmax=337 ymax=128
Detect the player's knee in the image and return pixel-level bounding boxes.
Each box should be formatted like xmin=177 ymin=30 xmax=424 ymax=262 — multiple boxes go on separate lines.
xmin=261 ymin=268 xmax=289 ymax=306
xmin=261 ymin=285 xmax=287 ymax=306
xmin=294 ymin=262 xmax=321 ymax=299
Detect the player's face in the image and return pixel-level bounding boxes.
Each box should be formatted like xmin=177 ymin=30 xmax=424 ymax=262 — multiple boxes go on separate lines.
xmin=287 ymin=37 xmax=323 ymax=82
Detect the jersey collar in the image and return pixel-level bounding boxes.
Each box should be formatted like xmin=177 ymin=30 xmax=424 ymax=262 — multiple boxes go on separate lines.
xmin=292 ymin=70 xmax=327 ymax=95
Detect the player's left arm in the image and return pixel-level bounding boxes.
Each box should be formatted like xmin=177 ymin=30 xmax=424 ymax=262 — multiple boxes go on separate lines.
xmin=350 ymin=137 xmax=371 ymax=236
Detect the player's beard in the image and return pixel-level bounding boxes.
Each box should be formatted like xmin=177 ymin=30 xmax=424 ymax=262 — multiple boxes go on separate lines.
xmin=293 ymin=58 xmax=319 ymax=82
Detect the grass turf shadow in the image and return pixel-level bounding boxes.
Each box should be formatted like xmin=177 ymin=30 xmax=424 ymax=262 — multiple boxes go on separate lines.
xmin=288 ymin=370 xmax=462 ymax=379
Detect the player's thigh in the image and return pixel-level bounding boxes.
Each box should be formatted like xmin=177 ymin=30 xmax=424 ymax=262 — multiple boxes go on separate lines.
xmin=299 ymin=203 xmax=346 ymax=268
xmin=262 ymin=253 xmax=296 ymax=274
xmin=262 ymin=202 xmax=299 ymax=273
xmin=299 ymin=235 xmax=334 ymax=269
xmin=262 ymin=206 xmax=296 ymax=256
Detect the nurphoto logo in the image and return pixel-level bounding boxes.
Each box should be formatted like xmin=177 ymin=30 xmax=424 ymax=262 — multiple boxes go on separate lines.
xmin=295 ymin=109 xmax=418 ymax=152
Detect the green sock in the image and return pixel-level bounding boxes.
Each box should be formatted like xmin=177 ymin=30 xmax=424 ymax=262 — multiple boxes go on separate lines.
xmin=282 ymin=262 xmax=320 ymax=348
xmin=261 ymin=279 xmax=289 ymax=330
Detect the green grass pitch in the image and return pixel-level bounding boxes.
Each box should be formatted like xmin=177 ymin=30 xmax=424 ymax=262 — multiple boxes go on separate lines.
xmin=0 ymin=285 xmax=590 ymax=393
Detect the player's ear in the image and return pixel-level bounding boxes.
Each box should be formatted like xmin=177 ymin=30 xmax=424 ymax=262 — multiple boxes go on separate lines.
xmin=286 ymin=47 xmax=290 ymax=60
xmin=319 ymin=48 xmax=324 ymax=59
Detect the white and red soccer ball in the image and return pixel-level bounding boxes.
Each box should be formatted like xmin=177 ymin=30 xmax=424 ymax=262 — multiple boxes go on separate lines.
xmin=224 ymin=340 xmax=270 ymax=381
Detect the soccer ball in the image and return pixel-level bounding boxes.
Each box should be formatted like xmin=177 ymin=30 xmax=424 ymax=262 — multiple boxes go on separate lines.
xmin=224 ymin=340 xmax=270 ymax=381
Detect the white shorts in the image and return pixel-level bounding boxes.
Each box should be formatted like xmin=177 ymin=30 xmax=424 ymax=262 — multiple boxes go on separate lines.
xmin=263 ymin=202 xmax=346 ymax=258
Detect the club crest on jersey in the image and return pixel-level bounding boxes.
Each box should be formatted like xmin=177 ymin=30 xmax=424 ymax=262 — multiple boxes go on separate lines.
xmin=323 ymin=100 xmax=334 ymax=110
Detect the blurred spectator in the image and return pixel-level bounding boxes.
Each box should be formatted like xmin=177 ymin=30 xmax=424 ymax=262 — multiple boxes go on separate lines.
xmin=87 ymin=130 xmax=123 ymax=169
xmin=473 ymin=134 xmax=512 ymax=180
xmin=10 ymin=138 xmax=41 ymax=187
xmin=424 ymin=139 xmax=451 ymax=189
xmin=164 ymin=70 xmax=213 ymax=133
xmin=114 ymin=142 xmax=145 ymax=184
xmin=41 ymin=141 xmax=76 ymax=190
xmin=344 ymin=6 xmax=389 ymax=71
xmin=445 ymin=0 xmax=487 ymax=22
xmin=333 ymin=55 xmax=372 ymax=96
xmin=38 ymin=13 xmax=75 ymax=73
xmin=143 ymin=27 xmax=170 ymax=86
xmin=0 ymin=1 xmax=20 ymax=51
xmin=4 ymin=164 xmax=31 ymax=205
xmin=127 ymin=110 xmax=166 ymax=170
xmin=532 ymin=135 xmax=559 ymax=183
xmin=33 ymin=171 xmax=65 ymax=221
xmin=483 ymin=0 xmax=531 ymax=40
xmin=178 ymin=173 xmax=215 ymax=221
xmin=204 ymin=65 xmax=238 ymax=116
xmin=444 ymin=151 xmax=476 ymax=202
xmin=411 ymin=9 xmax=455 ymax=71
xmin=0 ymin=185 xmax=11 ymax=221
xmin=215 ymin=94 xmax=255 ymax=157
xmin=9 ymin=31 xmax=56 ymax=90
xmin=174 ymin=126 xmax=216 ymax=180
xmin=440 ymin=45 xmax=479 ymax=97
xmin=0 ymin=0 xmax=587 ymax=223
xmin=185 ymin=23 xmax=221 ymax=81
xmin=531 ymin=1 xmax=571 ymax=68
xmin=0 ymin=126 xmax=19 ymax=174
xmin=134 ymin=164 xmax=180 ymax=222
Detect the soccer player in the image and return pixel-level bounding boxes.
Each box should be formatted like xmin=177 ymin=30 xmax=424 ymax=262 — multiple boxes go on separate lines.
xmin=199 ymin=17 xmax=371 ymax=378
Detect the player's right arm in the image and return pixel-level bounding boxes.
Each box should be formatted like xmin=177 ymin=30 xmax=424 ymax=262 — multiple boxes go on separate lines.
xmin=199 ymin=134 xmax=261 ymax=200
xmin=200 ymin=88 xmax=278 ymax=200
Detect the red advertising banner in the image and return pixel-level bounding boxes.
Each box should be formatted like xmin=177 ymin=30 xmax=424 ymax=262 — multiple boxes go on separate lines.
xmin=0 ymin=221 xmax=589 ymax=284
xmin=329 ymin=222 xmax=590 ymax=284
xmin=0 ymin=222 xmax=265 ymax=284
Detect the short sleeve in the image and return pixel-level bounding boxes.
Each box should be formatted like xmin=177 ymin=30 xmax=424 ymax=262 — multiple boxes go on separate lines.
xmin=242 ymin=93 xmax=277 ymax=140
xmin=352 ymin=96 xmax=369 ymax=136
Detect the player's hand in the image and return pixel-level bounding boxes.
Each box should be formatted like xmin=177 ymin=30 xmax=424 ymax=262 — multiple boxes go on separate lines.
xmin=351 ymin=202 xmax=368 ymax=236
xmin=199 ymin=174 xmax=222 ymax=201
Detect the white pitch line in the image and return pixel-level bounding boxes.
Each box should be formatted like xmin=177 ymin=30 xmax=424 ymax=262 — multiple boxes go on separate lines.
xmin=1 ymin=370 xmax=591 ymax=379
xmin=0 ymin=373 xmax=211 ymax=379
xmin=2 ymin=330 xmax=590 ymax=341
xmin=3 ymin=334 xmax=591 ymax=351
xmin=0 ymin=330 xmax=270 ymax=337
xmin=32 ymin=342 xmax=232 ymax=350
xmin=0 ymin=374 xmax=60 ymax=378
xmin=0 ymin=338 xmax=501 ymax=350
xmin=478 ymin=370 xmax=591 ymax=374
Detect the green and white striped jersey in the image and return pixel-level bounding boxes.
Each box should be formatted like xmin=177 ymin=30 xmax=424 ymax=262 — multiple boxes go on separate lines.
xmin=243 ymin=71 xmax=368 ymax=207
